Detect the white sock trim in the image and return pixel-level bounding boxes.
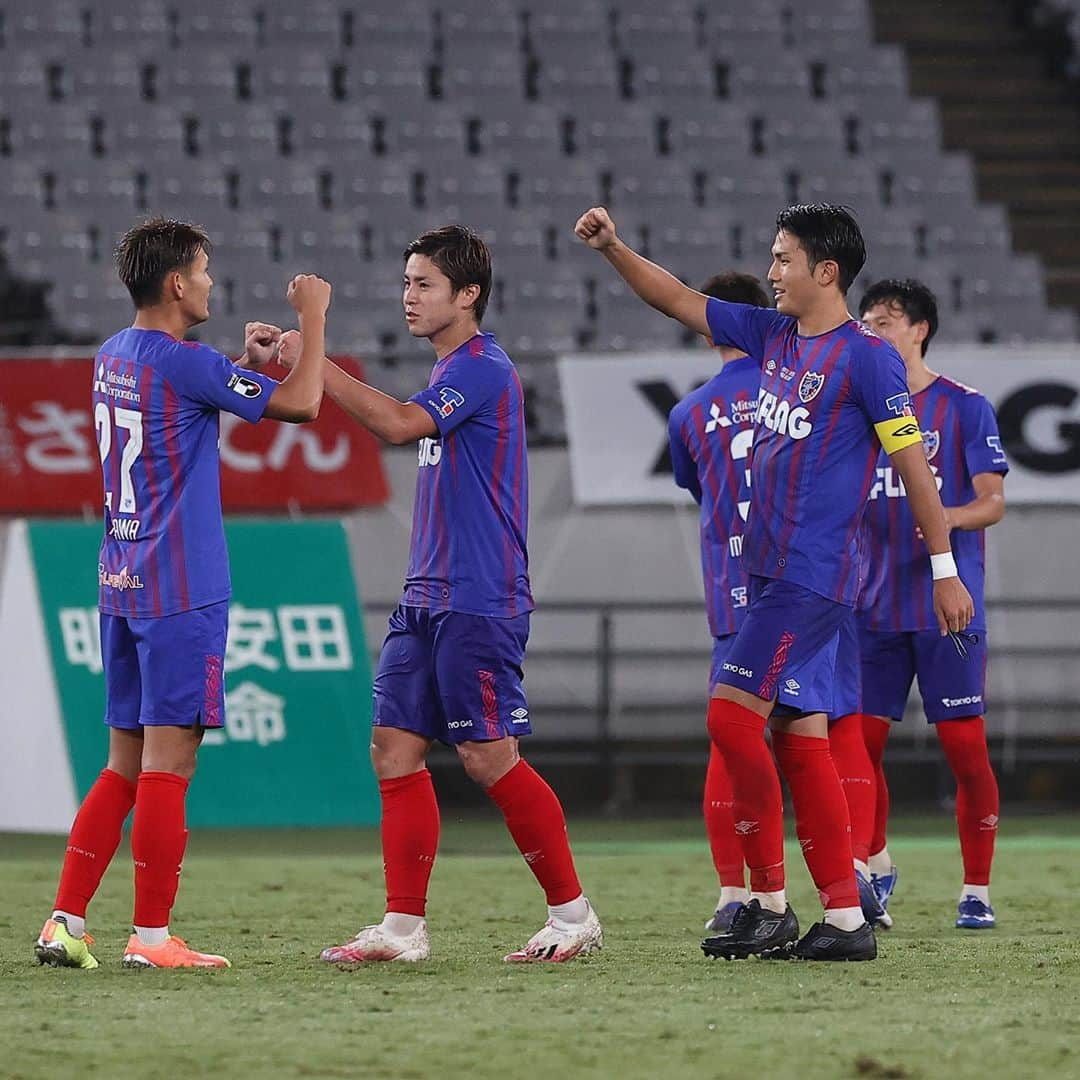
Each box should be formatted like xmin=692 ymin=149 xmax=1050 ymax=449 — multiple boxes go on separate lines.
xmin=382 ymin=913 xmax=424 ymax=937
xmin=133 ymin=925 xmax=169 ymax=946
xmin=823 ymin=906 xmax=864 ymax=932
xmin=868 ymin=848 xmax=893 ymax=876
xmin=961 ymin=884 xmax=990 ymax=905
xmin=750 ymin=890 xmax=786 ymax=914
xmin=718 ymin=887 xmax=750 ymax=907
xmin=548 ymin=895 xmax=589 ymax=925
xmin=52 ymin=910 xmax=85 ymax=939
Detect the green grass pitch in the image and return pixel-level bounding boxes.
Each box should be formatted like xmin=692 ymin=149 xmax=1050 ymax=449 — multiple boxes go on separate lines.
xmin=2 ymin=815 xmax=1078 ymax=1080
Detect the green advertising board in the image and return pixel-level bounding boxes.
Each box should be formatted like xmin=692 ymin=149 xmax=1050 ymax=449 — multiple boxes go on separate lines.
xmin=27 ymin=519 xmax=379 ymax=827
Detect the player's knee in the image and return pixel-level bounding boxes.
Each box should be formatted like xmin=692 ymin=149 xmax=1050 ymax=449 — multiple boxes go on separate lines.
xmin=457 ymin=741 xmax=517 ymax=788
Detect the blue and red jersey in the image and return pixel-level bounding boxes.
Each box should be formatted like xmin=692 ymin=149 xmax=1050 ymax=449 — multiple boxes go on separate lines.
xmin=667 ymin=356 xmax=760 ymax=637
xmin=94 ymin=327 xmax=275 ymax=618
xmin=405 ymin=332 xmax=533 ymax=618
xmin=860 ymin=374 xmax=1008 ymax=632
xmin=705 ymin=300 xmax=924 ymax=607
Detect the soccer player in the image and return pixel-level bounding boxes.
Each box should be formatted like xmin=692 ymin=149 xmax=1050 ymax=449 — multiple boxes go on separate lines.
xmin=576 ymin=203 xmax=974 ymax=961
xmin=34 ymin=218 xmax=330 ymax=970
xmin=667 ymin=272 xmax=767 ymax=933
xmin=854 ymin=278 xmax=1008 ymax=928
xmin=278 ymin=224 xmax=601 ymax=964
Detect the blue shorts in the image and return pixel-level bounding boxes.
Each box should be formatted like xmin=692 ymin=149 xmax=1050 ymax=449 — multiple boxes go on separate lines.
xmin=101 ymin=601 xmax=228 ymax=729
xmin=372 ymin=603 xmax=532 ymax=746
xmin=859 ymin=625 xmax=988 ymax=723
xmin=714 ymin=576 xmax=852 ymax=718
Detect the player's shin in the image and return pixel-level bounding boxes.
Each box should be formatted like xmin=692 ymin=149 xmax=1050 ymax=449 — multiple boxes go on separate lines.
xmin=706 ymin=698 xmax=786 ymax=911
xmin=936 ymin=717 xmax=999 ymax=893
xmin=862 ymin=714 xmax=893 ymax=866
xmin=380 ymin=769 xmax=440 ymax=922
xmin=52 ymin=768 xmax=137 ymax=935
xmin=772 ymin=730 xmax=863 ymax=929
xmin=704 ymin=743 xmax=748 ymax=900
xmin=828 ymin=714 xmax=876 ymax=871
xmin=131 ymin=771 xmax=190 ymax=940
xmin=486 ymin=759 xmax=586 ymax=920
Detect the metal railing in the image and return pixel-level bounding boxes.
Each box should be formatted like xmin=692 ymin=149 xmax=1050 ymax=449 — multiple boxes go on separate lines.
xmin=363 ymin=596 xmax=1080 ymax=780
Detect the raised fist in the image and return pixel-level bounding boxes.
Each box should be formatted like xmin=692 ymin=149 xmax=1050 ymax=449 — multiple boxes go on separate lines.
xmin=287 ymin=274 xmax=332 ymax=316
xmin=574 ymin=206 xmax=618 ymax=250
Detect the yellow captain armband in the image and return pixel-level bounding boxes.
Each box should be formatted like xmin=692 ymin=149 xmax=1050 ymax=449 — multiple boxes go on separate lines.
xmin=874 ymin=417 xmax=924 ymax=455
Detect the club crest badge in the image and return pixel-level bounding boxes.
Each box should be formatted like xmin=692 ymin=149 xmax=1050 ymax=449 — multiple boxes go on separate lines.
xmin=798 ymin=370 xmax=824 ymax=403
xmin=923 ymin=429 xmax=940 ymax=460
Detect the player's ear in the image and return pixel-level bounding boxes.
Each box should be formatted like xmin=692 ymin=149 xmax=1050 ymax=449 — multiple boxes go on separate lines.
xmin=815 ymin=259 xmax=839 ymax=289
xmin=458 ymin=283 xmax=481 ymax=313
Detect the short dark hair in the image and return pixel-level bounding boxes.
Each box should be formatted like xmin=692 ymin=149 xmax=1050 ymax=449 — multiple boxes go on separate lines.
xmin=859 ymin=277 xmax=939 ymax=356
xmin=115 ymin=217 xmax=210 ymax=308
xmin=699 ymin=271 xmax=771 ymax=309
xmin=403 ymin=224 xmax=492 ymax=323
xmin=774 ymin=204 xmax=866 ymax=295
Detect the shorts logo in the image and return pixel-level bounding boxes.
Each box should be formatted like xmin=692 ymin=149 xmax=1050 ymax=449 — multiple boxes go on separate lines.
xmin=722 ymin=661 xmax=753 ymax=679
xmin=798 ymin=371 xmax=824 ymax=403
xmin=446 ymin=719 xmax=474 ymax=730
xmin=227 ymin=373 xmax=263 ymax=399
xmin=923 ymin=429 xmax=940 ymax=460
xmin=941 ymin=694 xmax=982 ymax=708
xmin=478 ymin=669 xmax=499 ymax=738
xmin=203 ymin=654 xmax=223 ymax=728
xmin=758 ymin=630 xmax=796 ymax=700
xmin=783 ymin=677 xmax=800 ymax=695
xmin=510 ymin=707 xmax=529 ymax=724
xmin=435 ymin=387 xmax=465 ymax=418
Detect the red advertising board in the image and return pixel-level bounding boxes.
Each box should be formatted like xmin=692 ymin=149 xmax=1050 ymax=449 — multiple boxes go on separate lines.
xmin=0 ymin=355 xmax=390 ymax=513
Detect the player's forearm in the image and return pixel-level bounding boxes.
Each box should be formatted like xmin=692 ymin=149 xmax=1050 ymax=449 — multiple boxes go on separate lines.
xmin=892 ymin=445 xmax=952 ymax=555
xmin=602 ymin=239 xmax=709 ymax=335
xmin=947 ymin=492 xmax=1006 ymax=531
xmin=324 ymin=361 xmax=415 ymax=445
xmin=274 ymin=313 xmax=325 ymax=421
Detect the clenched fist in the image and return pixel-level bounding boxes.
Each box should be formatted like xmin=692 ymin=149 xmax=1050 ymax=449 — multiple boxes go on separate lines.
xmin=241 ymin=321 xmax=282 ymax=369
xmin=287 ymin=274 xmax=332 ymax=317
xmin=277 ymin=329 xmax=303 ymax=370
xmin=574 ymin=206 xmax=618 ymax=250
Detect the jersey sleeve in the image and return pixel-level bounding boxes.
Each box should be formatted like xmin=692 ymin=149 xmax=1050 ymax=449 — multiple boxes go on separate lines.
xmin=170 ymin=345 xmax=277 ymax=423
xmin=961 ymin=392 xmax=1010 ymax=478
xmin=704 ymin=299 xmax=787 ymax=360
xmin=850 ymin=342 xmax=924 ymax=455
xmin=667 ymin=403 xmax=702 ymax=503
xmin=409 ymin=354 xmax=504 ymax=437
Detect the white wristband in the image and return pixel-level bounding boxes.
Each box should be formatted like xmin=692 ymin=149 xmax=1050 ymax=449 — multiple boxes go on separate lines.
xmin=930 ymin=552 xmax=958 ymax=580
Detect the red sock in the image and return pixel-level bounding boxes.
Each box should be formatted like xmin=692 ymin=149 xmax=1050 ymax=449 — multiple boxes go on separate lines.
xmin=862 ymin=715 xmax=892 ymax=855
xmin=53 ymin=768 xmax=137 ymax=917
xmin=936 ymin=717 xmax=999 ymax=886
xmin=704 ymin=743 xmax=745 ymax=888
xmin=706 ymin=698 xmax=785 ymax=893
xmin=131 ymin=771 xmax=189 ymax=928
xmin=380 ymin=769 xmax=440 ymax=917
xmin=486 ymin=760 xmax=582 ymax=906
xmin=828 ymin=713 xmax=876 ymax=864
xmin=772 ymin=731 xmax=859 ymax=909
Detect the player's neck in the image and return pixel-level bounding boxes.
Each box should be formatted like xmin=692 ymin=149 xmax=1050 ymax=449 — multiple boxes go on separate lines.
xmin=903 ymin=354 xmax=938 ymax=394
xmin=429 ymin=320 xmax=481 ymax=360
xmin=131 ymin=305 xmax=190 ymax=341
xmin=795 ymin=297 xmax=852 ymax=338
xmin=715 ymin=346 xmax=748 ymax=365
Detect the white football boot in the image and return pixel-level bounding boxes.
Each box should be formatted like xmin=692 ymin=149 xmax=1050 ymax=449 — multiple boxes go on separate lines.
xmin=504 ymin=902 xmax=603 ymax=963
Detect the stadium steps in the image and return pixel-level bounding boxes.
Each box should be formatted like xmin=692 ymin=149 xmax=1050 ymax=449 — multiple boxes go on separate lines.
xmin=870 ymin=0 xmax=1080 ymax=315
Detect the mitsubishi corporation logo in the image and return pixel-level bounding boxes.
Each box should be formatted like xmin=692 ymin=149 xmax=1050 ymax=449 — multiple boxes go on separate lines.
xmin=705 ymin=402 xmax=731 ymax=434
